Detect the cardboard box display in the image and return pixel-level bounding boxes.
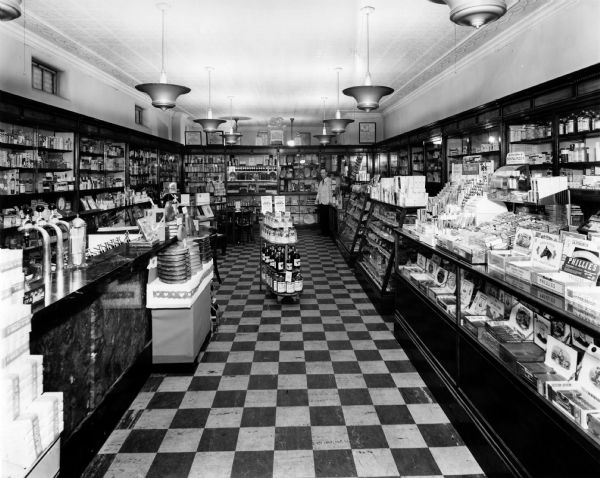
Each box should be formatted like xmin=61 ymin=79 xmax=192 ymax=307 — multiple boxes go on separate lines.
xmin=516 ymin=361 xmax=563 ymax=395
xmin=507 ymin=303 xmax=535 ymax=340
xmin=500 ymin=342 xmax=545 ymax=373
xmin=532 ymin=270 xmax=580 ymax=296
xmin=487 ymin=249 xmax=527 ymax=272
xmin=506 ymin=237 xmax=563 ymax=283
xmin=533 ymin=314 xmax=551 ymax=350
xmin=547 ymin=344 xmax=600 ymax=429
xmin=462 ymin=315 xmax=488 ymax=339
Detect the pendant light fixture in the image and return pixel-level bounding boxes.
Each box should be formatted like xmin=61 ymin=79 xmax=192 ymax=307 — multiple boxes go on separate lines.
xmin=135 ymin=2 xmax=190 ymax=111
xmin=223 ymin=96 xmax=242 ymax=145
xmin=0 ymin=0 xmax=21 ymax=20
xmin=428 ymin=0 xmax=507 ymax=29
xmin=194 ymin=67 xmax=225 ymax=132
xmin=287 ymin=118 xmax=296 ymax=147
xmin=343 ymin=6 xmax=393 ymax=112
xmin=314 ymin=97 xmax=336 ymax=146
xmin=324 ymin=68 xmax=354 ymax=134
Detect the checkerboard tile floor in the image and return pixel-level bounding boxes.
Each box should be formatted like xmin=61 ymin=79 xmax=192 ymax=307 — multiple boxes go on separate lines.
xmin=84 ymin=229 xmax=486 ymax=478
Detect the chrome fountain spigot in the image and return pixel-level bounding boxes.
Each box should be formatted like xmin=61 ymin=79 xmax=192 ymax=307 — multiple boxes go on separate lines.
xmin=49 ymin=203 xmax=72 ymax=269
xmin=34 ymin=205 xmax=64 ymax=274
xmin=19 ymin=207 xmax=52 ymax=284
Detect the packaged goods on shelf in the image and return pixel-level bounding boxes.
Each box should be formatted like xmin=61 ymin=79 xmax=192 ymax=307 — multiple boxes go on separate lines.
xmin=505 ymin=236 xmax=564 ymax=283
xmin=547 ymin=343 xmax=600 ymax=429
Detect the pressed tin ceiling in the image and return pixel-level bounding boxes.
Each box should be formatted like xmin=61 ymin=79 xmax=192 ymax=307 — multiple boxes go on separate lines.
xmin=9 ymin=0 xmax=549 ymax=126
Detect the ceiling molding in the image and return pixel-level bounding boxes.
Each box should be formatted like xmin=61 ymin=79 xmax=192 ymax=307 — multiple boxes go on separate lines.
xmin=1 ymin=16 xmax=196 ymax=118
xmin=382 ymin=0 xmax=577 ymax=117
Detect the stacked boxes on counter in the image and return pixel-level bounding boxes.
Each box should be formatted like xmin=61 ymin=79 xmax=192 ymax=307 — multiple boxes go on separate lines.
xmin=369 ymin=176 xmax=428 ymax=207
xmin=0 ymin=249 xmax=63 ymax=477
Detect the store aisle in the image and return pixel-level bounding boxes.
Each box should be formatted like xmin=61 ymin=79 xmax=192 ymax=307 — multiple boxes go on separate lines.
xmin=84 ymin=229 xmax=485 ymax=478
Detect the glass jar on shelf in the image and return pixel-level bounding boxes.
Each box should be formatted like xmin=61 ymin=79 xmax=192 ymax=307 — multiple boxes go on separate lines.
xmin=577 ymin=111 xmax=592 ymax=133
xmin=566 ymin=114 xmax=576 ymax=134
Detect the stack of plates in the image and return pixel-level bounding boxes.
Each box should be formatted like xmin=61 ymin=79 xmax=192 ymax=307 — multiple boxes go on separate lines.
xmin=188 ymin=241 xmax=202 ymax=271
xmin=198 ymin=236 xmax=212 ymax=264
xmin=157 ymin=245 xmax=191 ymax=283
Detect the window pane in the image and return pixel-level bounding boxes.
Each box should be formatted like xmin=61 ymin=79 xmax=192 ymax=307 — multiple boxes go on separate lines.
xmin=32 ymin=65 xmax=42 ymax=90
xmin=42 ymin=69 xmax=54 ymax=94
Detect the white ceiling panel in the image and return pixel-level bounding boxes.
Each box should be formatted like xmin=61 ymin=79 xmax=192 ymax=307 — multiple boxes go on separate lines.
xmin=11 ymin=0 xmax=549 ymax=126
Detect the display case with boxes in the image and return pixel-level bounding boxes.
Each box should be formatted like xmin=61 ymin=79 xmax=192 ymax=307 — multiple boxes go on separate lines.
xmin=336 ymin=189 xmax=370 ymax=260
xmin=394 ymin=211 xmax=600 ymax=476
xmin=1 ymin=249 xmax=63 ymax=478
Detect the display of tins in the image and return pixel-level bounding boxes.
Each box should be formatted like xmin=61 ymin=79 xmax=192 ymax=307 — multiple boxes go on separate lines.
xmin=157 ymin=245 xmax=191 ymax=283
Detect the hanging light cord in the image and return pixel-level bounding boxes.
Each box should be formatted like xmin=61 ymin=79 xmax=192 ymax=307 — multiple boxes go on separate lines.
xmin=160 ymin=7 xmax=166 ymax=81
xmin=365 ymin=8 xmax=372 ymax=86
xmin=336 ymin=69 xmax=341 ymax=111
xmin=208 ymin=69 xmax=212 ymax=110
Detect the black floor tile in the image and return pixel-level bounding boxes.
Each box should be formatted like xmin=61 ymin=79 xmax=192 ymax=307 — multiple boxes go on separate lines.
xmin=241 ymin=407 xmax=276 ymax=427
xmin=347 ymin=425 xmax=388 ymax=449
xmin=258 ymin=332 xmax=280 ymax=341
xmin=323 ymin=323 xmax=346 ymax=332
xmin=198 ymin=427 xmax=240 ymax=452
xmin=201 ymin=352 xmax=230 ymax=363
xmin=147 ymin=392 xmax=185 ymax=409
xmin=339 ymin=388 xmax=373 ymax=406
xmin=327 ymin=340 xmax=352 ymax=350
xmin=314 ymin=449 xmax=357 ymax=477
xmin=332 ymin=361 xmax=362 ymax=374
xmin=170 ymin=408 xmax=210 ymax=428
xmin=230 ymin=341 xmax=256 ymax=352
xmin=119 ymin=429 xmax=166 ymax=453
xmin=374 ymin=339 xmax=401 ymax=349
xmin=391 ymin=448 xmax=441 ymax=476
xmin=212 ymin=390 xmax=247 ymax=408
xmin=280 ymin=341 xmax=303 ymax=350
xmin=281 ymin=324 xmax=303 ymax=332
xmin=141 ymin=376 xmax=164 ymax=392
xmin=303 ymin=331 xmax=327 ymax=341
xmin=80 ymin=454 xmax=114 ymax=478
xmin=374 ymin=405 xmax=414 ymax=425
xmin=189 ymin=376 xmax=221 ymax=391
xmin=363 ymin=373 xmax=396 ymax=388
xmin=230 ymin=450 xmax=274 ymax=478
xmin=275 ymin=426 xmax=313 ymax=450
xmin=418 ymin=423 xmax=465 ymax=447
xmin=146 ymin=452 xmax=195 ymax=478
xmin=248 ymin=374 xmax=278 ymax=390
xmin=385 ymin=360 xmax=417 ymax=373
xmin=277 ymin=389 xmax=309 ymax=407
xmin=278 ymin=362 xmax=306 ymax=374
xmin=310 ymin=406 xmax=345 ymax=426
xmin=305 ymin=350 xmax=331 ymax=362
xmin=237 ymin=325 xmax=260 ymax=333
xmin=253 ymin=350 xmax=280 ymax=362
xmin=307 ymin=374 xmax=338 ymax=389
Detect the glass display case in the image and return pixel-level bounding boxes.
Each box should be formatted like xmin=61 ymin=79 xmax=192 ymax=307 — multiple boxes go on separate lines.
xmin=128 ymin=146 xmax=158 ymax=189
xmin=79 ymin=137 xmax=125 ymax=192
xmin=158 ymin=150 xmax=181 ymax=191
xmin=446 ymin=125 xmax=501 ymax=184
xmin=337 ymin=190 xmax=370 ymax=259
xmin=506 ymin=116 xmax=554 ymax=178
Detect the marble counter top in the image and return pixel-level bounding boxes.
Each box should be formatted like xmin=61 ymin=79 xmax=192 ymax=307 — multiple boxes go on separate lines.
xmin=32 ymin=238 xmax=176 ymax=318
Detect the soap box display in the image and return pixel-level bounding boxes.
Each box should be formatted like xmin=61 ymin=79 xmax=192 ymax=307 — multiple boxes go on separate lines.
xmin=547 ymin=344 xmax=600 ymax=429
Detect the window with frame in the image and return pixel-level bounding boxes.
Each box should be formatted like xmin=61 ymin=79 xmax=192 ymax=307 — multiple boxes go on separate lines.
xmin=31 ymin=60 xmax=58 ymax=95
xmin=135 ymin=105 xmax=144 ymax=125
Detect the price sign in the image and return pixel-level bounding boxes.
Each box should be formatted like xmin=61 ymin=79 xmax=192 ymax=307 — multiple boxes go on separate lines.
xmin=274 ymin=196 xmax=286 ymax=213
xmin=261 ymin=196 xmax=273 ymax=214
xmin=180 ymin=194 xmax=191 ymax=206
xmin=235 ymin=201 xmax=242 ymax=211
xmin=285 ymin=271 xmax=292 ymax=283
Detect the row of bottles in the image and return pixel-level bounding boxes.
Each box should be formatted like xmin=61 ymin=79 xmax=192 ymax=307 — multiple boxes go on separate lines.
xmin=261 ymin=245 xmax=301 ymax=273
xmin=559 ymin=111 xmax=600 ymax=135
xmin=228 ymin=155 xmax=277 ymax=167
xmin=262 ymin=269 xmax=303 ymax=294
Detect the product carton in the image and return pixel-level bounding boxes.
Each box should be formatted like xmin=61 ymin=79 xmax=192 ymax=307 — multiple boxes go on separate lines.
xmin=506 ymin=237 xmax=563 ymax=283
xmin=547 ymin=344 xmax=600 ymax=429
xmin=487 ymin=249 xmax=528 ymax=272
xmin=462 ymin=315 xmax=488 ymax=339
xmin=500 ymin=342 xmax=545 ymax=373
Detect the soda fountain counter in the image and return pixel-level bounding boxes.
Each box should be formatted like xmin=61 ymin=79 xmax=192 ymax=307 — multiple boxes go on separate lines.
xmin=27 ymin=237 xmax=176 ymax=478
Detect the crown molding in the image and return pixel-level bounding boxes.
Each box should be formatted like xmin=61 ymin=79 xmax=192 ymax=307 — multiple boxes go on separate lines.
xmin=382 ymin=0 xmax=578 ymax=118
xmin=1 ymin=16 xmax=195 ymax=118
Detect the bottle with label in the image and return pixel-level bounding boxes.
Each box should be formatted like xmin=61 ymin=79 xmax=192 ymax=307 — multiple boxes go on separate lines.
xmin=278 ymin=274 xmax=286 ymax=293
xmin=294 ymin=272 xmax=303 ymax=292
xmin=293 ymin=248 xmax=301 ymax=269
xmin=272 ymin=272 xmax=279 ymax=291
xmin=286 ymin=276 xmax=294 ymax=293
xmin=286 ymin=248 xmax=293 ymax=272
xmin=276 ymin=248 xmax=284 ymax=273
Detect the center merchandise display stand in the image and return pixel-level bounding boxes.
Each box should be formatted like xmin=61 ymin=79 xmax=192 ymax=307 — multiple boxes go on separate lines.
xmin=259 ymin=209 xmax=302 ymax=303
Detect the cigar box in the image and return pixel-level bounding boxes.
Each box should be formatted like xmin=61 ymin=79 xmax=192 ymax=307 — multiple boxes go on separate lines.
xmin=516 ymin=361 xmax=563 ymax=395
xmin=462 ymin=315 xmax=487 ymax=339
xmin=500 ymin=342 xmax=545 ymax=373
xmin=547 ymin=344 xmax=600 ymax=429
xmin=487 ymin=249 xmax=527 ymax=272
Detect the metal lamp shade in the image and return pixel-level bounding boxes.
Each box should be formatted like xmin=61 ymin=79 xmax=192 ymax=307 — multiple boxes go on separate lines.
xmin=0 ymin=0 xmax=21 ymax=20
xmin=135 ymin=83 xmax=191 ymax=110
xmin=324 ymin=118 xmax=354 ymax=135
xmin=342 ymin=85 xmax=394 ymax=112
xmin=448 ymin=0 xmax=506 ymax=28
xmin=193 ymin=118 xmax=226 ymax=132
xmin=223 ymin=132 xmax=242 ymax=145
xmin=313 ymin=133 xmax=335 ymax=146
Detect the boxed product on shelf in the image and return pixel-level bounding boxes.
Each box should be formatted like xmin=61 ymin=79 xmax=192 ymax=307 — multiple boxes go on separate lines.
xmin=499 ymin=342 xmax=545 ymax=373
xmin=506 ymin=236 xmax=563 ymax=283
xmin=547 ymin=344 xmax=600 ymax=429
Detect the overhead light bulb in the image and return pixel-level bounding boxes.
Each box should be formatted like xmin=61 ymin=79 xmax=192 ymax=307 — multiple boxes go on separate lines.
xmin=314 ymin=97 xmax=336 ymax=146
xmin=343 ymin=7 xmax=394 ymax=112
xmin=194 ymin=67 xmax=226 ymax=132
xmin=0 ymin=0 xmax=22 ymax=21
xmin=324 ymin=68 xmax=354 ymax=134
xmin=135 ymin=3 xmax=190 ymax=110
xmin=428 ymin=0 xmax=507 ymax=29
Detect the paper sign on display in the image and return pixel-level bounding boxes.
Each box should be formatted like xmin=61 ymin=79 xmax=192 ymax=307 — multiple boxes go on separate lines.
xmin=261 ymin=196 xmax=273 ymax=214
xmin=180 ymin=194 xmax=191 ymax=206
xmin=235 ymin=201 xmax=242 ymax=211
xmin=274 ymin=196 xmax=286 ymax=213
